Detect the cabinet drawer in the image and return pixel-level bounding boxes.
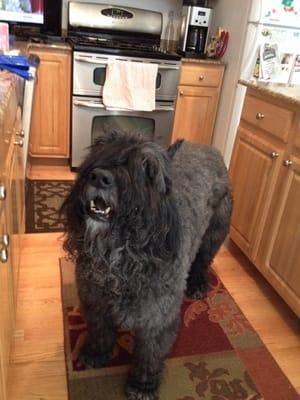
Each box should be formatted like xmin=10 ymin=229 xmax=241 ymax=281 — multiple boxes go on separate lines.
xmin=242 ymin=95 xmax=294 ymax=143
xmin=179 ymin=64 xmax=223 ymax=88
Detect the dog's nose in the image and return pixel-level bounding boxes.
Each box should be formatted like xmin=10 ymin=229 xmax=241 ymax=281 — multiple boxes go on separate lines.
xmin=89 ymin=168 xmax=115 ymax=188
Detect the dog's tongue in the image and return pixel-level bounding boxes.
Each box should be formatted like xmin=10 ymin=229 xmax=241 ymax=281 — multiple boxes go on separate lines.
xmin=94 ymin=197 xmax=107 ymax=211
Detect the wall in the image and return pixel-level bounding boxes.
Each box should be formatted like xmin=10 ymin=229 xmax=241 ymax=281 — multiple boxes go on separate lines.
xmin=62 ymin=0 xmax=183 ymax=39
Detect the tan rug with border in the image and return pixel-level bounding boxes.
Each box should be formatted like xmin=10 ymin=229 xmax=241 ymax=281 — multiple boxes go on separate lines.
xmin=25 ymin=179 xmax=74 ymax=233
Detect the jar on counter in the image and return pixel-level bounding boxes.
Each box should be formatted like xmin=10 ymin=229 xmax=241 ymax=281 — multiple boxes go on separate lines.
xmin=165 ymin=11 xmax=175 ymax=52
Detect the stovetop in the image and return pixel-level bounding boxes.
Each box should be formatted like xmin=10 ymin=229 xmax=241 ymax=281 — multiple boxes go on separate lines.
xmin=68 ymin=36 xmax=181 ymax=61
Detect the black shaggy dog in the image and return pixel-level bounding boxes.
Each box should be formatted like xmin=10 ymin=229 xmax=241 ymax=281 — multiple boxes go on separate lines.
xmin=61 ymin=132 xmax=232 ymax=400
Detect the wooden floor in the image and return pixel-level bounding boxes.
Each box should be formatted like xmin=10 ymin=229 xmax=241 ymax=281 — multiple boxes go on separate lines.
xmin=7 ymin=166 xmax=300 ymax=399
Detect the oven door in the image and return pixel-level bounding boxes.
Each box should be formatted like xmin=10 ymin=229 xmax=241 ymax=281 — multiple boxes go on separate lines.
xmin=71 ymin=96 xmax=175 ymax=168
xmin=73 ymin=52 xmax=180 ymax=101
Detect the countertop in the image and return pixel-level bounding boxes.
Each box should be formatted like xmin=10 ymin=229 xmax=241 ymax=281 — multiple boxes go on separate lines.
xmin=0 ymin=71 xmax=19 ymax=127
xmin=0 ymin=70 xmax=18 ymax=105
xmin=15 ymin=39 xmax=71 ymax=52
xmin=239 ymin=79 xmax=300 ymax=108
xmin=0 ymin=70 xmax=23 ymax=175
xmin=182 ymin=57 xmax=225 ymax=66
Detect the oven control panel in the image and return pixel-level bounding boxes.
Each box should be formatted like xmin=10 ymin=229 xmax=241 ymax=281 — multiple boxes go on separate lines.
xmin=69 ymin=2 xmax=162 ymax=35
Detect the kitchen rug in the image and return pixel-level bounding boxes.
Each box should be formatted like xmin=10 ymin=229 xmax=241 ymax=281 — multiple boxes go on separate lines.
xmin=60 ymin=258 xmax=299 ymax=400
xmin=25 ymin=180 xmax=74 ymax=233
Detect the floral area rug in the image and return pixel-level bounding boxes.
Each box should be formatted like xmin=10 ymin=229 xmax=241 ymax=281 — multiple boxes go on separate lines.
xmin=25 ymin=180 xmax=74 ymax=233
xmin=60 ymin=258 xmax=299 ymax=400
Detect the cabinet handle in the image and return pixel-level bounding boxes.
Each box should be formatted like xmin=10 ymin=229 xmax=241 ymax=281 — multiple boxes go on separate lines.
xmin=0 ymin=248 xmax=8 ymax=263
xmin=14 ymin=139 xmax=24 ymax=148
xmin=256 ymin=112 xmax=265 ymax=120
xmin=16 ymin=129 xmax=25 ymax=138
xmin=0 ymin=185 xmax=6 ymax=200
xmin=0 ymin=234 xmax=9 ymax=248
xmin=283 ymin=159 xmax=293 ymax=167
xmin=199 ymin=75 xmax=204 ymax=81
xmin=270 ymin=151 xmax=279 ymax=159
xmin=179 ymin=90 xmax=184 ymax=96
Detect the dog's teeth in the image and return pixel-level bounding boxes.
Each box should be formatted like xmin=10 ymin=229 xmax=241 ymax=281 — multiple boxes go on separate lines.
xmin=104 ymin=207 xmax=111 ymax=215
xmin=89 ymin=200 xmax=111 ymax=216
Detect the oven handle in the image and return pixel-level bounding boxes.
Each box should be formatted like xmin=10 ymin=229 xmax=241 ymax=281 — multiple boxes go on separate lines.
xmin=74 ymin=55 xmax=108 ymax=65
xmin=74 ymin=55 xmax=180 ymax=70
xmin=73 ymin=99 xmax=105 ymax=108
xmin=73 ymin=99 xmax=175 ymax=111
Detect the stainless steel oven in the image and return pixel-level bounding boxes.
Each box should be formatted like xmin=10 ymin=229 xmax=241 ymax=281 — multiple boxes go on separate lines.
xmin=68 ymin=2 xmax=181 ymax=169
xmin=72 ymin=96 xmax=176 ymax=167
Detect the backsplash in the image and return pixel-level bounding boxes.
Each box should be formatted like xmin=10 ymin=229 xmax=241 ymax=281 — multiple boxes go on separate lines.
xmin=62 ymin=0 xmax=183 ymax=40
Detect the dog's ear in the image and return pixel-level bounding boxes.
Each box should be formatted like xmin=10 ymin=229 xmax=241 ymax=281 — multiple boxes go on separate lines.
xmin=142 ymin=151 xmax=172 ymax=195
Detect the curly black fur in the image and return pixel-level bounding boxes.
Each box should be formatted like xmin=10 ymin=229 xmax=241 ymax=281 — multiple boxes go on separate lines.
xmin=61 ymin=132 xmax=232 ymax=400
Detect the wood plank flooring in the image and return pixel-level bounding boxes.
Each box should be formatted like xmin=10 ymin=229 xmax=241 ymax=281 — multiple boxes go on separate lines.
xmin=8 ymin=166 xmax=300 ymax=399
xmin=9 ymin=236 xmax=300 ymax=400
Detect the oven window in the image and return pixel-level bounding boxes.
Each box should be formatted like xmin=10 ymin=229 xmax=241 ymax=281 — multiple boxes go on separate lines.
xmin=93 ymin=68 xmax=162 ymax=88
xmin=93 ymin=68 xmax=106 ymax=85
xmin=92 ymin=116 xmax=155 ymax=142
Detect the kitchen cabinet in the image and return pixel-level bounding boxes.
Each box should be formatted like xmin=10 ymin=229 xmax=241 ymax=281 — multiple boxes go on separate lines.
xmin=172 ymin=61 xmax=225 ymax=144
xmin=229 ymin=126 xmax=282 ymax=260
xmin=0 ymin=77 xmax=24 ymax=400
xmin=28 ymin=46 xmax=71 ymax=158
xmin=0 ymin=207 xmax=14 ymax=400
xmin=229 ymin=86 xmax=300 ymax=317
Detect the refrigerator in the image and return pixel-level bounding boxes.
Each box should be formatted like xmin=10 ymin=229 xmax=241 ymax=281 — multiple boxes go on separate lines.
xmin=210 ymin=0 xmax=300 ymax=166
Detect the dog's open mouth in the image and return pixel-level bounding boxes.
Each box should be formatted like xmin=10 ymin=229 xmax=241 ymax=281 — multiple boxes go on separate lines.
xmin=89 ymin=197 xmax=113 ymax=219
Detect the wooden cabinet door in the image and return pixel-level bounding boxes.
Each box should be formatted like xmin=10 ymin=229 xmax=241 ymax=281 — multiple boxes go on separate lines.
xmin=0 ymin=208 xmax=14 ymax=400
xmin=5 ymin=138 xmax=21 ymax=310
xmin=29 ymin=49 xmax=71 ymax=158
xmin=172 ymin=85 xmax=218 ymax=144
xmin=13 ymin=106 xmax=25 ymax=230
xmin=259 ymin=154 xmax=300 ymax=316
xmin=229 ymin=127 xmax=282 ymax=260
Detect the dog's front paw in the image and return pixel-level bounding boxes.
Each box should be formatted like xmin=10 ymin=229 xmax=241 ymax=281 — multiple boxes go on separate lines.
xmin=78 ymin=342 xmax=111 ymax=369
xmin=125 ymin=385 xmax=159 ymax=400
xmin=185 ymin=286 xmax=208 ymax=300
xmin=185 ymin=280 xmax=208 ymax=300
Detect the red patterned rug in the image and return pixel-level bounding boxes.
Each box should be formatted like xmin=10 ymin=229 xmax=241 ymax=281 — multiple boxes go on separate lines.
xmin=60 ymin=258 xmax=299 ymax=400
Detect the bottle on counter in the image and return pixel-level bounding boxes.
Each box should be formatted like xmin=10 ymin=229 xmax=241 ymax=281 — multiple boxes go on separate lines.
xmin=165 ymin=11 xmax=175 ymax=52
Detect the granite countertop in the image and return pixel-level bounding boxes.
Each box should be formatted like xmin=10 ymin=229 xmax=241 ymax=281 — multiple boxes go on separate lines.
xmin=0 ymin=71 xmax=19 ymax=121
xmin=239 ymin=79 xmax=300 ymax=108
xmin=16 ymin=39 xmax=71 ymax=52
xmin=182 ymin=57 xmax=225 ymax=66
xmin=27 ymin=41 xmax=71 ymax=51
xmin=0 ymin=70 xmax=21 ymax=168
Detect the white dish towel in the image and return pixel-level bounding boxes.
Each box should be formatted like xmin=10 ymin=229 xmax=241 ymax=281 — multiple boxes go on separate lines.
xmin=102 ymin=59 xmax=158 ymax=112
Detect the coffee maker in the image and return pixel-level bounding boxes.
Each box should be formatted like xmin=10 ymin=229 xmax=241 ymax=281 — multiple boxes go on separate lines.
xmin=178 ymin=4 xmax=213 ymax=58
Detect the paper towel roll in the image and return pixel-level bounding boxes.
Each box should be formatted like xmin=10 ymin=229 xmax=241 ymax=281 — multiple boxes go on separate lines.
xmin=0 ymin=23 xmax=9 ymax=53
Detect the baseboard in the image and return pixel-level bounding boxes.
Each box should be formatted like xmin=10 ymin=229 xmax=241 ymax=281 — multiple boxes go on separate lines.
xmin=29 ymin=156 xmax=70 ymax=166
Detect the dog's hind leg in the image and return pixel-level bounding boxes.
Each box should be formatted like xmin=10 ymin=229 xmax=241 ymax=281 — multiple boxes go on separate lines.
xmin=78 ymin=305 xmax=117 ymax=369
xmin=186 ymin=192 xmax=232 ymax=300
xmin=126 ymin=316 xmax=180 ymax=400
